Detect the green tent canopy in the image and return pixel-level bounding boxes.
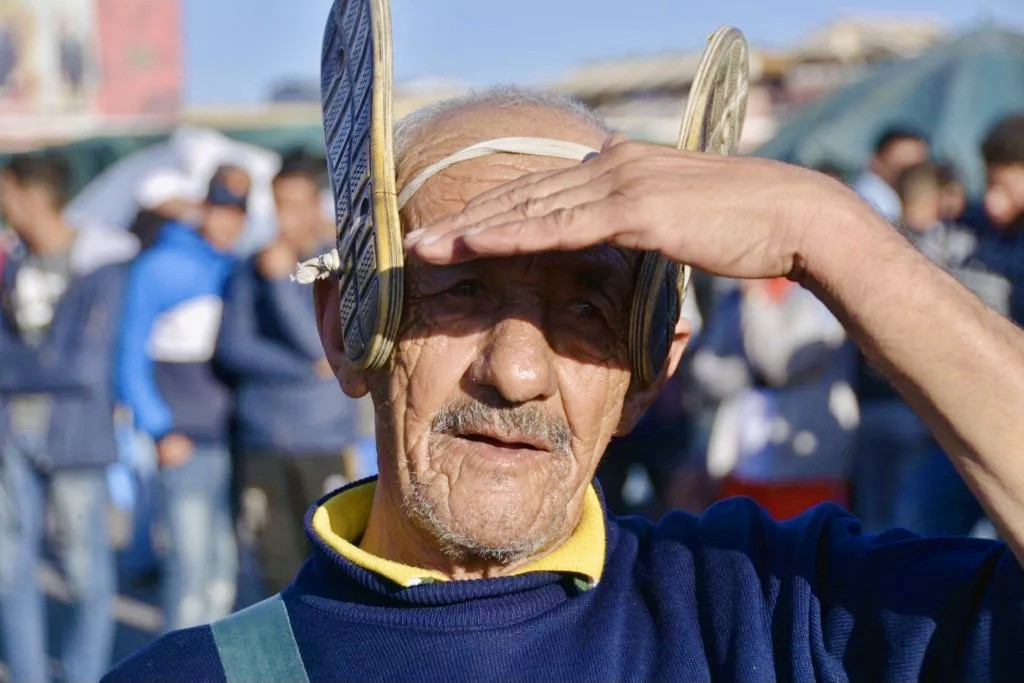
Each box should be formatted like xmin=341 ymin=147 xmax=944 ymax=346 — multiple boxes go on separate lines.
xmin=756 ymin=27 xmax=1024 ymax=199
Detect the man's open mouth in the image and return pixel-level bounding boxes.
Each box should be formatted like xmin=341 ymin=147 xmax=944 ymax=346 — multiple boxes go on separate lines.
xmin=456 ymin=431 xmax=547 ymax=452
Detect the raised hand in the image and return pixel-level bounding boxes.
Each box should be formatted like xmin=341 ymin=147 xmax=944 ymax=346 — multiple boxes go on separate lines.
xmin=405 ymin=137 xmax=859 ymax=282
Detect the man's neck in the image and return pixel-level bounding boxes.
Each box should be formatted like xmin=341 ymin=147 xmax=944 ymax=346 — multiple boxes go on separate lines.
xmin=22 ymin=216 xmax=74 ymax=256
xmin=358 ymin=475 xmax=561 ymax=581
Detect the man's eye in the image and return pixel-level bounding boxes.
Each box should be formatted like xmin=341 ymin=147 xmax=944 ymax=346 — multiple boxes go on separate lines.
xmin=447 ymin=280 xmax=483 ymax=297
xmin=570 ymin=300 xmax=600 ymax=318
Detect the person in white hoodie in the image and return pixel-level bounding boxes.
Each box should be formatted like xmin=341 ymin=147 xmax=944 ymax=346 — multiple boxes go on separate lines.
xmin=0 ymin=154 xmax=137 ymax=683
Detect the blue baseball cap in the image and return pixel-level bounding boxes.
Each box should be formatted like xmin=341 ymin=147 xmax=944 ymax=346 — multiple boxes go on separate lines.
xmin=205 ymin=168 xmax=249 ymax=210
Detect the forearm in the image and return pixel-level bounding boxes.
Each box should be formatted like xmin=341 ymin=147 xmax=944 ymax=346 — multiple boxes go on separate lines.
xmin=802 ymin=197 xmax=1024 ymax=559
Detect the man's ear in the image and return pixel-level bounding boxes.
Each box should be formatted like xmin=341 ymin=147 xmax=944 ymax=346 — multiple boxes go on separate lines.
xmin=313 ymin=278 xmax=370 ymax=399
xmin=615 ymin=316 xmax=693 ymax=437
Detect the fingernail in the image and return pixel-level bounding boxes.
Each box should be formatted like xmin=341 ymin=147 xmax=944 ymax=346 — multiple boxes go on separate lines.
xmin=404 ymin=227 xmax=426 ymax=244
xmin=418 ymin=233 xmax=443 ymax=247
xmin=465 ymin=224 xmax=489 ymax=236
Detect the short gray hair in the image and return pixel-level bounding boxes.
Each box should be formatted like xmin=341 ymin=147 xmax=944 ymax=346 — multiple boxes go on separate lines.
xmin=393 ymin=85 xmax=612 ymax=169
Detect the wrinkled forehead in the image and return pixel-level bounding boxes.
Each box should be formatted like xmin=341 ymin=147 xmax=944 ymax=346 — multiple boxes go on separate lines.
xmin=397 ymin=104 xmax=608 ymax=231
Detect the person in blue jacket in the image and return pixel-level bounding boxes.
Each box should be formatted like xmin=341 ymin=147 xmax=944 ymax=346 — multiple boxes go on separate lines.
xmin=118 ymin=166 xmax=249 ymax=632
xmin=216 ymin=153 xmax=364 ymax=594
xmin=106 ymin=89 xmax=1024 ymax=683
xmin=0 ymin=154 xmax=137 ymax=683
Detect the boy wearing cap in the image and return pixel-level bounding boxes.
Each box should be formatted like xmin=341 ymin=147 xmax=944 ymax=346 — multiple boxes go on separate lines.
xmin=215 ymin=153 xmax=369 ymax=596
xmin=118 ymin=165 xmax=249 ymax=631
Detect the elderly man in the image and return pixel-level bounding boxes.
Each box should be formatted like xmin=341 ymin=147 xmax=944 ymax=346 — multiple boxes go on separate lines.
xmin=105 ymin=87 xmax=1024 ymax=681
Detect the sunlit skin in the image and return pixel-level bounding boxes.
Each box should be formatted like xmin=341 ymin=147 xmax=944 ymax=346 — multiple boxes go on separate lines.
xmin=314 ymin=104 xmax=690 ymax=579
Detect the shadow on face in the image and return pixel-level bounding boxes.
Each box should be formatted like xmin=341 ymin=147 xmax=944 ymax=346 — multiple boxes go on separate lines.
xmin=314 ymin=248 xmax=691 ymax=566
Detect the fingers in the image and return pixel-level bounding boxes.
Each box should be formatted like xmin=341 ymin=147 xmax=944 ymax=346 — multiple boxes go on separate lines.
xmin=464 ymin=199 xmax=640 ymax=257
xmin=404 ymin=141 xmax=657 ymax=249
xmin=411 ymin=173 xmax=618 ymax=259
xmin=461 ymin=168 xmax=561 ymax=210
xmin=403 ymin=138 xmax=669 ymax=265
xmin=406 ymin=160 xmax=607 ymax=247
xmin=459 ymin=132 xmax=627 ymax=210
xmin=412 ymin=195 xmax=639 ymax=265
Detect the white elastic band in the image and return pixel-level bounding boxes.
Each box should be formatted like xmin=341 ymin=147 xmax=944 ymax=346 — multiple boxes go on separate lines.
xmin=397 ymin=137 xmax=599 ymax=209
xmin=292 ymin=137 xmax=600 ymax=284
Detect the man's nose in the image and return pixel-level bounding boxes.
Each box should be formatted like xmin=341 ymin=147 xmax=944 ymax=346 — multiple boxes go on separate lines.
xmin=470 ymin=316 xmax=557 ymax=405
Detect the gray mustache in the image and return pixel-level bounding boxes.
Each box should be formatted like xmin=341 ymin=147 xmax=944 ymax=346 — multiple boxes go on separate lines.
xmin=431 ymin=399 xmax=572 ymax=455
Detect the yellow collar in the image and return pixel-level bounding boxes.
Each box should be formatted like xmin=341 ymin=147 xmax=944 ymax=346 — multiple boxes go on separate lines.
xmin=311 ymin=478 xmax=606 ymax=589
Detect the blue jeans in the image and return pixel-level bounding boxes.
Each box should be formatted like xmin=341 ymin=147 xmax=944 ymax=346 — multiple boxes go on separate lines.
xmin=158 ymin=444 xmax=237 ymax=631
xmin=0 ymin=442 xmax=115 ymax=683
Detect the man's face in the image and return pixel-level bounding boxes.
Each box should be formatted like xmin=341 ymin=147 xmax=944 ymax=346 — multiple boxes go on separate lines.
xmin=985 ymin=163 xmax=1024 ymax=231
xmin=201 ymin=204 xmax=246 ymax=252
xmin=320 ymin=105 xmax=687 ymax=567
xmin=273 ymin=175 xmax=323 ymax=253
xmin=878 ymin=138 xmax=929 ymax=184
xmin=391 ymin=244 xmax=636 ymax=562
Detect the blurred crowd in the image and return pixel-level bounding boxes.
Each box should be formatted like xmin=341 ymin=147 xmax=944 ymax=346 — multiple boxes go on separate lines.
xmin=600 ymin=113 xmax=1024 ymax=537
xmin=0 ymin=148 xmax=373 ymax=682
xmin=0 ymin=111 xmax=1021 ymax=681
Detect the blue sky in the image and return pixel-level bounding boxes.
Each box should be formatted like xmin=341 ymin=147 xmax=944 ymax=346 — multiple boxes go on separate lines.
xmin=184 ymin=0 xmax=1024 ymax=105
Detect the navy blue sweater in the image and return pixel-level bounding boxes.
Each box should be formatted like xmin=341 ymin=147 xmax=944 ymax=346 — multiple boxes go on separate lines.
xmin=104 ymin=485 xmax=1024 ymax=682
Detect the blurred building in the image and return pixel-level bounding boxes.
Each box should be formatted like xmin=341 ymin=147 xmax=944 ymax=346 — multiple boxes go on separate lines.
xmin=551 ymin=16 xmax=944 ymax=151
xmin=0 ymin=0 xmax=182 ymax=149
xmin=783 ymin=17 xmax=943 ymax=108
xmin=0 ymin=13 xmax=953 ymax=179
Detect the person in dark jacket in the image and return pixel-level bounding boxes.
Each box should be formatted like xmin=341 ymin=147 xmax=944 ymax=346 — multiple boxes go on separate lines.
xmin=217 ymin=154 xmax=364 ymax=594
xmin=0 ymin=154 xmax=137 ymax=683
xmin=118 ymin=166 xmax=249 ymax=631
